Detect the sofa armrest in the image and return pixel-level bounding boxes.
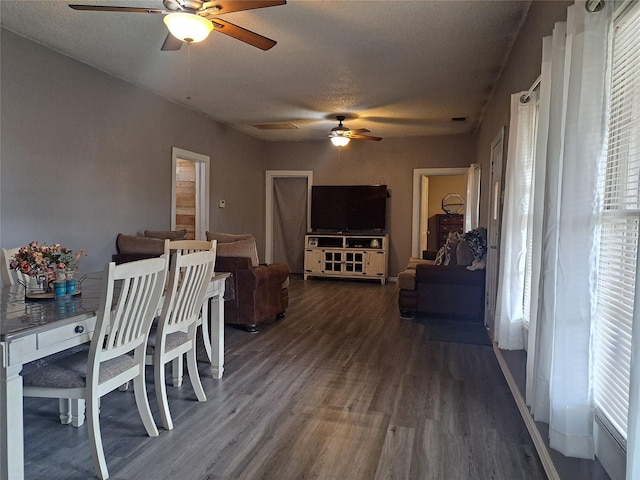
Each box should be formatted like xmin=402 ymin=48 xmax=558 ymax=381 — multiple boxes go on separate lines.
xmin=215 ymin=256 xmax=289 ymax=288
xmin=214 ymin=255 xmax=253 ymax=273
xmin=398 ymin=269 xmax=417 ymax=290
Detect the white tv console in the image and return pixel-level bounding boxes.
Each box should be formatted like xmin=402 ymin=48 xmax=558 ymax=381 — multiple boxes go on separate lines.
xmin=304 ymin=233 xmax=389 ymax=284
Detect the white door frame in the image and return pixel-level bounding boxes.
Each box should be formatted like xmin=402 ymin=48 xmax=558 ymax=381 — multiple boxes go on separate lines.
xmin=265 ymin=170 xmax=313 ymax=264
xmin=485 ymin=127 xmax=505 ymax=330
xmin=171 ymin=147 xmax=210 ymax=240
xmin=412 ymin=168 xmax=468 ymax=258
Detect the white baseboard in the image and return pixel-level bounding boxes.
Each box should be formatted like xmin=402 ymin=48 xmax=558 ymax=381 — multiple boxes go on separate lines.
xmin=492 ymin=343 xmax=560 ymax=480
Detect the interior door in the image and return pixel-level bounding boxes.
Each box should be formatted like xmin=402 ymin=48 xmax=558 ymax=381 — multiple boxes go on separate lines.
xmin=273 ymin=177 xmax=308 ymax=273
xmin=174 ymin=159 xmax=196 ymax=239
xmin=265 ymin=170 xmax=313 ymax=271
xmin=485 ymin=128 xmax=505 ymax=331
xmin=171 ymin=147 xmax=209 ymax=240
xmin=420 ymin=175 xmax=429 ymax=253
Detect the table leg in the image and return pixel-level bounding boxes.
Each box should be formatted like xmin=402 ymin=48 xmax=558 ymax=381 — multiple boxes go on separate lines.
xmin=201 ymin=300 xmax=212 ymax=363
xmin=209 ymin=290 xmax=225 ymax=379
xmin=0 ymin=342 xmax=25 ymax=480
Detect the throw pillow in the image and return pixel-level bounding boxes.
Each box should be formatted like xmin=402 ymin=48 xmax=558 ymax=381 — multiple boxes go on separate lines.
xmin=463 ymin=227 xmax=488 ymax=261
xmin=456 ymin=239 xmax=474 ymax=266
xmin=206 ymin=232 xmax=254 ymax=244
xmin=216 ymin=238 xmax=260 ymax=267
xmin=443 ymin=232 xmax=462 ymax=266
xmin=144 ymin=229 xmax=187 ymax=240
xmin=116 ymin=234 xmax=165 ymax=255
xmin=434 ymin=246 xmax=446 ymax=266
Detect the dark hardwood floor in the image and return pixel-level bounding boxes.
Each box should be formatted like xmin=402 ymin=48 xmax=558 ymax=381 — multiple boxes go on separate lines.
xmin=24 ymin=275 xmax=546 ymax=480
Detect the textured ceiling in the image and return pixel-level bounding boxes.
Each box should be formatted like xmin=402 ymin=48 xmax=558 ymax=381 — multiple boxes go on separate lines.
xmin=0 ymin=0 xmax=532 ymax=141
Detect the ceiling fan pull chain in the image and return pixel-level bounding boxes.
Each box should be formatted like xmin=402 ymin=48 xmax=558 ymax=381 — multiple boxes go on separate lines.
xmin=186 ymin=43 xmax=191 ymax=101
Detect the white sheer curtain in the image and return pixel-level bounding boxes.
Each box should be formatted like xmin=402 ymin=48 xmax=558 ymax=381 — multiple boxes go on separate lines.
xmin=494 ymin=92 xmax=538 ymax=350
xmin=524 ymin=1 xmax=612 ymax=459
xmin=464 ymin=164 xmax=481 ymax=231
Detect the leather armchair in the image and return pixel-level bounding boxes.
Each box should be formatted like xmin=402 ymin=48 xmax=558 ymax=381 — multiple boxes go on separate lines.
xmin=207 ymin=232 xmax=289 ymax=332
xmin=214 ymin=256 xmax=289 ymax=332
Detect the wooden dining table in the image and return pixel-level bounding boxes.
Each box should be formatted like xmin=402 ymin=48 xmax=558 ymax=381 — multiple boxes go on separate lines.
xmin=0 ymin=270 xmax=229 ymax=480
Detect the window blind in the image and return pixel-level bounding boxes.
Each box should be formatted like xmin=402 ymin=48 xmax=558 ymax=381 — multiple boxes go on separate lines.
xmin=593 ymin=0 xmax=640 ymax=441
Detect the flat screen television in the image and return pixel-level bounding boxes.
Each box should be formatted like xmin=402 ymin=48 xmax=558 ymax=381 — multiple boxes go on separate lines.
xmin=311 ymin=185 xmax=387 ymax=233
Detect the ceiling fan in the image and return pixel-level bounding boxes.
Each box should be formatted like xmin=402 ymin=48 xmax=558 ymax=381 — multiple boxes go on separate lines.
xmin=329 ymin=116 xmax=382 ymax=147
xmin=68 ymin=0 xmax=286 ymax=51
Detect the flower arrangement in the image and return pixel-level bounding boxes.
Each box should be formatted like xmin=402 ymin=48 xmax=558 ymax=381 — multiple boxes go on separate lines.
xmin=10 ymin=242 xmax=87 ymax=277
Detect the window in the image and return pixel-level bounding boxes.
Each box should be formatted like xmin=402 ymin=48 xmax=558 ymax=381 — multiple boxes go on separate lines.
xmin=593 ymin=0 xmax=640 ymax=442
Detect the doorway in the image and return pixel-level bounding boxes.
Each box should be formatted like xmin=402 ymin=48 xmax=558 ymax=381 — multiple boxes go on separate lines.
xmin=411 ymin=168 xmax=469 ymax=258
xmin=265 ymin=171 xmax=313 ymax=272
xmin=171 ymin=147 xmax=209 ymax=240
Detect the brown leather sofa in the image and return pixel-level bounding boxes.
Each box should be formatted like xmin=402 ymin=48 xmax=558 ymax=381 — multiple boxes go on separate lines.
xmin=206 ymin=232 xmax=289 ymax=332
xmin=214 ymin=256 xmax=289 ymax=332
xmin=112 ymin=230 xmax=290 ymax=332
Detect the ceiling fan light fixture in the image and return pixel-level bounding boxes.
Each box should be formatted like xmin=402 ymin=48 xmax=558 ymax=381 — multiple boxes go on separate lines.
xmin=330 ymin=136 xmax=350 ymax=147
xmin=164 ymin=12 xmax=213 ymax=43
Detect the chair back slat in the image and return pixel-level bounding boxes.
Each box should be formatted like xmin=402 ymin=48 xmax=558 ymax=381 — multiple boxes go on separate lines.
xmin=169 ymin=259 xmax=209 ymax=327
xmin=92 ymin=256 xmax=168 ymax=363
xmin=114 ymin=275 xmax=148 ymax=346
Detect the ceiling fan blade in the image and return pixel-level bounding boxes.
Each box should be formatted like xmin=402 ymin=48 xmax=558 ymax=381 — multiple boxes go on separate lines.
xmin=348 ymin=133 xmax=383 ymax=142
xmin=210 ymin=18 xmax=277 ymax=50
xmin=68 ymin=4 xmax=166 ymax=14
xmin=161 ymin=33 xmax=183 ymax=51
xmin=347 ymin=128 xmax=370 ymax=134
xmin=203 ymin=1 xmax=286 ymax=15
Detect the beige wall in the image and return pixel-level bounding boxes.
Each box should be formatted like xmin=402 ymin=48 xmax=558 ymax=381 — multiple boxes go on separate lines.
xmin=263 ymin=136 xmax=476 ymax=275
xmin=474 ymin=1 xmax=571 ymax=227
xmin=1 ymin=28 xmax=475 ymax=277
xmin=0 ymin=29 xmax=266 ymax=273
xmin=1 ymin=2 xmax=571 ymax=277
xmin=427 ymin=175 xmax=467 ymax=219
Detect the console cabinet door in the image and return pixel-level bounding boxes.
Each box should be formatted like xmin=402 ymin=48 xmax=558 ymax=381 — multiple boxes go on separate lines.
xmin=322 ymin=250 xmax=343 ymax=274
xmin=304 ymin=249 xmax=323 ymax=274
xmin=365 ymin=251 xmax=386 ymax=277
xmin=344 ymin=251 xmax=366 ymax=274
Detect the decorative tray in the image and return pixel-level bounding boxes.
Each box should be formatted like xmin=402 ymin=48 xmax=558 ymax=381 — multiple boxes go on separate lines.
xmin=25 ymin=290 xmax=82 ymax=300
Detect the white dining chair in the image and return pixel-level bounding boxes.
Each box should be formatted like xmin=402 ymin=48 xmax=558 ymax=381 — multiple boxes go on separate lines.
xmin=163 ymin=239 xmax=217 ymax=377
xmin=22 ymin=256 xmax=169 ymax=480
xmin=148 ymin=249 xmax=215 ymax=431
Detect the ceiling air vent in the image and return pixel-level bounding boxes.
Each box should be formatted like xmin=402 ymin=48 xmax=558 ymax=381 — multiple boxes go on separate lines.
xmin=253 ymin=123 xmax=298 ymax=130
xmin=451 ymin=117 xmax=467 ymax=122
